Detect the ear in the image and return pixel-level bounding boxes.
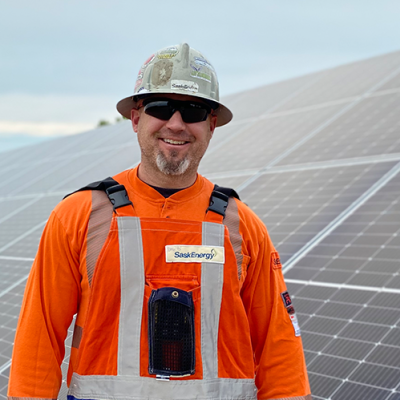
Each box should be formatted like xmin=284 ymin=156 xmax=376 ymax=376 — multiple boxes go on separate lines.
xmin=209 ymin=114 xmax=217 ymax=137
xmin=131 ymin=108 xmax=141 ymax=133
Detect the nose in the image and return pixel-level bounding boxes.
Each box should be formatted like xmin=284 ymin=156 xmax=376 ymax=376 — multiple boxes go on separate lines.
xmin=165 ymin=110 xmax=186 ymax=131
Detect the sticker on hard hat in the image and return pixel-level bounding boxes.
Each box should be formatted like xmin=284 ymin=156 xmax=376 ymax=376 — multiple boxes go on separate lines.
xmin=166 ymin=245 xmax=224 ymax=263
xmin=171 ymin=80 xmax=199 ymax=93
xmin=190 ymin=70 xmax=211 ymax=83
xmin=194 ymin=57 xmax=214 ymax=70
xmin=157 ymin=46 xmax=179 ymax=59
xmin=142 ymin=54 xmax=155 ymax=69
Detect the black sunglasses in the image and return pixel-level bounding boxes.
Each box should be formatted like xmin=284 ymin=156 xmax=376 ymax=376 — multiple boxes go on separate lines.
xmin=141 ymin=98 xmax=212 ymax=123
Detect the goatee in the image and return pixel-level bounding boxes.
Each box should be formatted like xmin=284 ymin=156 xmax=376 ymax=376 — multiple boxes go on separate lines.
xmin=156 ymin=153 xmax=190 ymax=175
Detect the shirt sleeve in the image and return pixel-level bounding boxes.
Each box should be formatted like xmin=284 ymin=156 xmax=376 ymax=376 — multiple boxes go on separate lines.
xmin=241 ymin=228 xmax=311 ymax=400
xmin=8 ymin=210 xmax=82 ymax=399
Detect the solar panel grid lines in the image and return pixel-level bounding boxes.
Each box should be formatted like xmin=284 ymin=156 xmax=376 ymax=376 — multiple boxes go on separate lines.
xmin=285 ymin=279 xmax=400 ymax=295
xmin=282 ymin=160 xmax=400 ymax=273
xmin=0 ymin=122 xmax=134 ymax=183
xmin=0 ymin=195 xmax=41 ymax=224
xmin=0 ymin=123 xmax=107 ymax=172
xmin=0 ymin=220 xmax=46 ymax=255
xmin=201 ymin=103 xmax=347 ymax=176
xmin=235 ymin=61 xmax=400 ymax=192
xmin=19 ymin=143 xmax=140 ymax=195
xmin=292 ymin=283 xmax=400 ymax=399
xmin=238 ymin=161 xmax=396 ymax=264
xmin=0 ymin=279 xmax=26 ymax=396
xmin=221 ymin=70 xmax=327 ymax=122
xmin=274 ymin=50 xmax=400 ymax=113
xmin=2 ymin=141 xmax=140 ymax=196
xmin=276 ymin=92 xmax=400 ymax=167
xmin=203 ymin=153 xmax=400 ymax=186
xmin=199 ymin=71 xmax=326 ymax=175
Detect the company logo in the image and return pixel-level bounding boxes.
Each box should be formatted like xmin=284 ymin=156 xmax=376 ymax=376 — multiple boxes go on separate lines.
xmin=166 ymin=245 xmax=224 ymax=264
xmin=171 ymin=80 xmax=199 ymax=93
xmin=271 ymin=251 xmax=282 ymax=269
xmin=280 ymin=291 xmax=292 ymax=308
xmin=174 ymin=248 xmax=217 ymax=261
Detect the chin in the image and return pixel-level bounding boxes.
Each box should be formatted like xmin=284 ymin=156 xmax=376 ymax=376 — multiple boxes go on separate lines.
xmin=156 ymin=155 xmax=191 ymax=176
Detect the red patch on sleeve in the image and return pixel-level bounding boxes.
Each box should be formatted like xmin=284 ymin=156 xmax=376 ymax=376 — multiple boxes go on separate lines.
xmin=271 ymin=251 xmax=282 ymax=269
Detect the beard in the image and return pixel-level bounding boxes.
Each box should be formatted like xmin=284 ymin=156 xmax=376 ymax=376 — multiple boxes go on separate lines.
xmin=156 ymin=151 xmax=190 ymax=175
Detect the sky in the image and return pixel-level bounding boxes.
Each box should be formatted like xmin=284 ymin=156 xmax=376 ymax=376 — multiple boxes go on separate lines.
xmin=1 ymin=0 xmax=400 ymax=151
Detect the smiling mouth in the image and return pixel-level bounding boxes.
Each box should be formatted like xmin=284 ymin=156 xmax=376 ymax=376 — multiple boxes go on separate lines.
xmin=161 ymin=138 xmax=188 ymax=145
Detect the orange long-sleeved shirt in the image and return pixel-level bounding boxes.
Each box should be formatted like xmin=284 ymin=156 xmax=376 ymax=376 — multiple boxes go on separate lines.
xmin=8 ymin=167 xmax=310 ymax=399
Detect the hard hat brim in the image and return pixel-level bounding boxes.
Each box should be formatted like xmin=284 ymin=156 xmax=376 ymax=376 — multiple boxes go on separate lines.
xmin=116 ymin=95 xmax=233 ymax=127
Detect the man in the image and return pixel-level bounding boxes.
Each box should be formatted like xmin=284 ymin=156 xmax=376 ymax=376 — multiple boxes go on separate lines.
xmin=8 ymin=43 xmax=311 ymax=400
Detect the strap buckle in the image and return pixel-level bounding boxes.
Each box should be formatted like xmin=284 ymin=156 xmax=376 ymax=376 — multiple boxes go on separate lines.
xmin=106 ymin=184 xmax=133 ymax=211
xmin=207 ymin=190 xmax=229 ymax=217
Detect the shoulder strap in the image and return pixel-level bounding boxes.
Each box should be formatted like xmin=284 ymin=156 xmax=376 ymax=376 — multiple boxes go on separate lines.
xmin=206 ymin=184 xmax=240 ymax=218
xmin=214 ymin=185 xmax=240 ymax=200
xmin=63 ymin=177 xmax=133 ymax=211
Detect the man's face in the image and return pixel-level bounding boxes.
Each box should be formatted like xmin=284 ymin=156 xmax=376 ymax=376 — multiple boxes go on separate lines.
xmin=131 ymin=93 xmax=217 ymax=181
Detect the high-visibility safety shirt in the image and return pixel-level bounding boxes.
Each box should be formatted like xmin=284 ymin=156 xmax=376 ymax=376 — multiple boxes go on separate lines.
xmin=8 ymin=167 xmax=311 ymax=400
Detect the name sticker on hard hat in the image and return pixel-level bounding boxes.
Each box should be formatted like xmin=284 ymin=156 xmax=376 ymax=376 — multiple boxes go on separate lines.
xmin=171 ymin=80 xmax=199 ymax=93
xmin=166 ymin=245 xmax=224 ymax=264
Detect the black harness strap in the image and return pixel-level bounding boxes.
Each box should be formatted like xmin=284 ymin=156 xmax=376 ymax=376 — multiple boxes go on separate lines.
xmin=63 ymin=177 xmax=133 ymax=211
xmin=207 ymin=185 xmax=240 ymax=218
xmin=65 ymin=179 xmax=239 ymax=216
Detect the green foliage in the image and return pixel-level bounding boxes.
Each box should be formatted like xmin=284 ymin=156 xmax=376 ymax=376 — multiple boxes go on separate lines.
xmin=97 ymin=116 xmax=128 ymax=128
xmin=97 ymin=120 xmax=111 ymax=127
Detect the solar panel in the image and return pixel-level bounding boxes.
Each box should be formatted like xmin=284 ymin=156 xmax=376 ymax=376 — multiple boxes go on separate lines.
xmin=1 ymin=51 xmax=400 ymax=399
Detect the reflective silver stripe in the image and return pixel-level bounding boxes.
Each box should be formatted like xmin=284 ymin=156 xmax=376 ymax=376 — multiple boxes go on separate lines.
xmin=201 ymin=221 xmax=224 ymax=379
xmin=224 ymin=197 xmax=243 ymax=280
xmin=117 ymin=217 xmax=144 ymax=377
xmin=68 ymin=373 xmax=257 ymax=400
xmin=86 ymin=190 xmax=113 ymax=286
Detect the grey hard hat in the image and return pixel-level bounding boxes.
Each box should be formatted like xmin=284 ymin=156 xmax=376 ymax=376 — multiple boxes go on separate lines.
xmin=116 ymin=43 xmax=233 ymax=127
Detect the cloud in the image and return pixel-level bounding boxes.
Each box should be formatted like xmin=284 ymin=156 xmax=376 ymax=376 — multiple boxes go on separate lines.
xmin=0 ymin=93 xmax=120 ymax=124
xmin=0 ymin=92 xmax=122 ymax=137
xmin=0 ymin=120 xmax=93 ymax=137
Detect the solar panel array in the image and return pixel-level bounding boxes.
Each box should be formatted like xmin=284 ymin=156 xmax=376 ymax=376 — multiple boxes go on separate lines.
xmin=1 ymin=51 xmax=400 ymax=399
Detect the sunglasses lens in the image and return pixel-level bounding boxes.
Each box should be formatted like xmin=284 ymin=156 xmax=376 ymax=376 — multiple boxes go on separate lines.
xmin=143 ymin=100 xmax=211 ymax=123
xmin=181 ymin=104 xmax=209 ymax=123
xmin=144 ymin=101 xmax=173 ymax=121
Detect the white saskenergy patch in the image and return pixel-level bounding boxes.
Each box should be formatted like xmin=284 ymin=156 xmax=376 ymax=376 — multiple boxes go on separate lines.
xmin=166 ymin=245 xmax=224 ymax=264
